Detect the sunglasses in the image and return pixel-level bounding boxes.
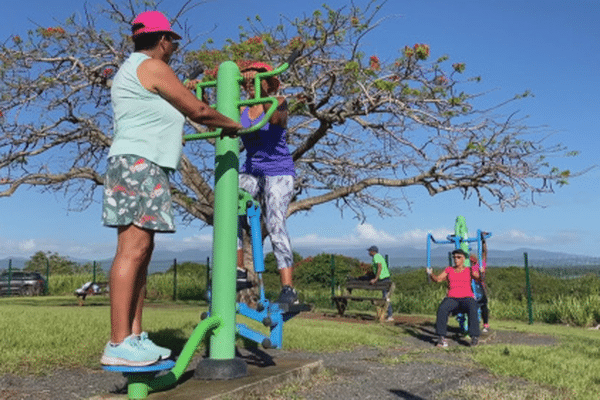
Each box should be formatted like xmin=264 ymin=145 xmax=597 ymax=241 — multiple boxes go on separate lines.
xmin=164 ymin=35 xmax=179 ymax=50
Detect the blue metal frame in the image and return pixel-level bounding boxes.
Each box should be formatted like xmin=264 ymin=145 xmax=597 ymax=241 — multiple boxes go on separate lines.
xmin=426 ymin=230 xmax=492 ymax=269
xmin=204 ymin=189 xmax=309 ymax=349
xmin=235 ymin=189 xmax=309 ymax=349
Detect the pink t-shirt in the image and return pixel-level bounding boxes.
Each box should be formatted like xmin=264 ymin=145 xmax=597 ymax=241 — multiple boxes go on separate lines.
xmin=444 ymin=266 xmax=475 ymax=298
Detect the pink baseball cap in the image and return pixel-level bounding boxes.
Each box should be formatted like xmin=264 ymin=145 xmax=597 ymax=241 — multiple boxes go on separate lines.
xmin=240 ymin=61 xmax=280 ymax=93
xmin=132 ymin=11 xmax=181 ymax=40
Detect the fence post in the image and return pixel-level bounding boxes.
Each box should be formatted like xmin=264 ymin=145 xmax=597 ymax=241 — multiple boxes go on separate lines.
xmin=330 ymin=254 xmax=335 ymax=305
xmin=8 ymin=259 xmax=12 ymax=297
xmin=524 ymin=252 xmax=533 ymax=324
xmin=45 ymin=258 xmax=50 ymax=295
xmin=93 ymin=261 xmax=97 ymax=283
xmin=173 ymin=258 xmax=177 ymax=301
xmin=206 ymin=256 xmax=211 ymax=296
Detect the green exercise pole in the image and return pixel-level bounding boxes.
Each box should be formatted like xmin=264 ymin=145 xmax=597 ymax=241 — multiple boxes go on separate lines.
xmin=455 ymin=215 xmax=470 ymax=266
xmin=524 ymin=252 xmax=533 ymax=324
xmin=185 ymin=62 xmax=279 ymax=366
xmin=209 ymin=60 xmax=241 ymax=361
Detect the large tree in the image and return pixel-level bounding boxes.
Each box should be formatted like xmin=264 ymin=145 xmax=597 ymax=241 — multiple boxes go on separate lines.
xmin=0 ymin=1 xmax=578 ymax=241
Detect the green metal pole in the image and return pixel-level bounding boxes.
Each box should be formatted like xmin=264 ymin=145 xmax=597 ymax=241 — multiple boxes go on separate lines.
xmin=45 ymin=258 xmax=50 ymax=295
xmin=209 ymin=61 xmax=242 ymax=361
xmin=93 ymin=261 xmax=96 ymax=283
xmin=173 ymin=258 xmax=177 ymax=302
xmin=330 ymin=254 xmax=335 ymax=305
xmin=206 ymin=256 xmax=210 ymax=294
xmin=132 ymin=316 xmax=222 ymax=396
xmin=524 ymin=252 xmax=533 ymax=324
xmin=7 ymin=259 xmax=12 ymax=297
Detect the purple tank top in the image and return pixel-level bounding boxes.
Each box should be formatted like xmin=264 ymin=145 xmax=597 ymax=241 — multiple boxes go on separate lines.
xmin=240 ymin=108 xmax=295 ymax=176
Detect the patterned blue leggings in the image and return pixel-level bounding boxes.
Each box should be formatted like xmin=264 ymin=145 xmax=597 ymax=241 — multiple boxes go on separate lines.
xmin=238 ymin=174 xmax=294 ymax=270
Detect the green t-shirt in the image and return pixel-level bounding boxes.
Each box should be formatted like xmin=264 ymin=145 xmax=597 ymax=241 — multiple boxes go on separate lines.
xmin=371 ymin=253 xmax=390 ymax=280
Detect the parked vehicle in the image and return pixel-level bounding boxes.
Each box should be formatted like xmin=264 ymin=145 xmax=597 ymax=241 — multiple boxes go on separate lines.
xmin=0 ymin=271 xmax=46 ymax=296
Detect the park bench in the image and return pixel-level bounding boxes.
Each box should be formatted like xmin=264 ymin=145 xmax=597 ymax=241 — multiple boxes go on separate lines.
xmin=331 ymin=278 xmax=395 ymax=322
xmin=74 ymin=281 xmax=109 ymax=305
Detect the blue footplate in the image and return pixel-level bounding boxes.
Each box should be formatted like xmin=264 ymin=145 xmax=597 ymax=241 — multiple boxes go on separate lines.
xmin=102 ymin=359 xmax=175 ymax=373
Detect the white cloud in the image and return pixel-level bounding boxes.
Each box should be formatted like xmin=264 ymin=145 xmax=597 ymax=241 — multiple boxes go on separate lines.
xmin=293 ymin=224 xmax=455 ymax=250
xmin=494 ymin=229 xmax=548 ymax=245
xmin=0 ymin=225 xmax=589 ymax=263
xmin=154 ymin=233 xmax=213 ymax=252
xmin=18 ymin=239 xmax=36 ymax=252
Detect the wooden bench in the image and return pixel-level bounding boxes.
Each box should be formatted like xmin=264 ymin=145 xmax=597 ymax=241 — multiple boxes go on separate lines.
xmin=75 ymin=282 xmax=109 ymax=305
xmin=332 ymin=278 xmax=395 ymax=322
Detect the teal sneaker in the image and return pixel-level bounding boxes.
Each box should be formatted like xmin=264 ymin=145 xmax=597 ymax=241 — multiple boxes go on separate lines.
xmin=100 ymin=335 xmax=160 ymax=367
xmin=139 ymin=332 xmax=171 ymax=360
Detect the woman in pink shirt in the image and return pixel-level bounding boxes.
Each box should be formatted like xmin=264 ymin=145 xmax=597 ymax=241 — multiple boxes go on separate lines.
xmin=427 ymin=249 xmax=480 ymax=347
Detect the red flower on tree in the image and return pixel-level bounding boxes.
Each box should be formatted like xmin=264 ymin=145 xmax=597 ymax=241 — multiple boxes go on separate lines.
xmin=369 ymin=55 xmax=381 ymax=71
xmin=452 ymin=63 xmax=466 ymax=73
xmin=245 ymin=36 xmax=262 ymax=45
xmin=413 ymin=43 xmax=430 ymax=60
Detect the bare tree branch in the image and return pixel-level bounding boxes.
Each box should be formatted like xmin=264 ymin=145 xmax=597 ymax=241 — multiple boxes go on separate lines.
xmin=0 ymin=0 xmax=584 ymax=227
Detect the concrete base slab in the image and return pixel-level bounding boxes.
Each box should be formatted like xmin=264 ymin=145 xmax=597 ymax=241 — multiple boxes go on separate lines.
xmin=88 ymin=349 xmax=323 ymax=400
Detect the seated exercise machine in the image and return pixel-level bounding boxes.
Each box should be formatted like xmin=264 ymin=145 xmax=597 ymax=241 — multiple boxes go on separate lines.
xmin=426 ymin=216 xmax=492 ymax=335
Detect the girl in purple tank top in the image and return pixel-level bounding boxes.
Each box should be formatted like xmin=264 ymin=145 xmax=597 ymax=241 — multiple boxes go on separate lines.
xmin=236 ymin=61 xmax=298 ymax=305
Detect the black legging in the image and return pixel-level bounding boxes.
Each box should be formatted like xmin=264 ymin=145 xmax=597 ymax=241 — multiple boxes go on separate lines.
xmin=478 ymin=291 xmax=489 ymax=325
xmin=435 ymin=297 xmax=480 ymax=338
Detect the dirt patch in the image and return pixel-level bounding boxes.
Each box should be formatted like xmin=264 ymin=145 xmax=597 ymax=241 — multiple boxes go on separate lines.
xmin=0 ymin=313 xmax=558 ymax=400
xmin=298 ymin=311 xmax=432 ymax=326
xmin=298 ymin=311 xmax=558 ymax=348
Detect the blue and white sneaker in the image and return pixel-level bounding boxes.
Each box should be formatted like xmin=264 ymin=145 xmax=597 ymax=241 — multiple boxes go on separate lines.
xmin=139 ymin=332 xmax=171 ymax=360
xmin=100 ymin=335 xmax=160 ymax=367
xmin=276 ymin=285 xmax=299 ymax=305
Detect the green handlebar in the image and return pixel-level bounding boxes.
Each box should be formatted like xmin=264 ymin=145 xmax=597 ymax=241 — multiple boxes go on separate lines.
xmin=182 ymin=97 xmax=278 ymax=141
xmin=183 ymin=59 xmax=293 ymax=142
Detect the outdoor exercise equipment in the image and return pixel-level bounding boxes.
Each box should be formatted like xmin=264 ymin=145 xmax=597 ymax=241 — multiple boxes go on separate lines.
xmin=426 ymin=216 xmax=492 ymax=271
xmin=426 ymin=216 xmax=492 ymax=335
xmin=234 ymin=189 xmax=310 ymax=349
xmin=101 ymin=51 xmax=301 ymax=399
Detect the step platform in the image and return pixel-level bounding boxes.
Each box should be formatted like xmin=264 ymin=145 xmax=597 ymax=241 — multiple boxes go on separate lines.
xmin=274 ymin=302 xmax=312 ymax=313
xmin=102 ymin=360 xmax=176 ymax=399
xmin=102 ymin=359 xmax=175 ymax=374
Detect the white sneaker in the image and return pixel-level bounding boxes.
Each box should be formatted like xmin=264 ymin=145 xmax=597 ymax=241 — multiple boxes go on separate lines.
xmin=386 ymin=316 xmax=394 ymax=322
xmin=139 ymin=332 xmax=171 ymax=359
xmin=100 ymin=335 xmax=159 ymax=366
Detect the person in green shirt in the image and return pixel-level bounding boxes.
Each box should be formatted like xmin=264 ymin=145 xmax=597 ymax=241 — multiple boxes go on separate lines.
xmin=367 ymin=246 xmax=394 ymax=321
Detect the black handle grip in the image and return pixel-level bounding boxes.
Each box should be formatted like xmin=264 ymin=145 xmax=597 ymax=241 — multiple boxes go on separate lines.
xmin=285 ymin=49 xmax=302 ymax=66
xmin=188 ymin=65 xmax=205 ymax=80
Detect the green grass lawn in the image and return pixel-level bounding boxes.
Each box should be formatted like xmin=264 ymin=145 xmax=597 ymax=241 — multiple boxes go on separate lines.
xmin=2 ymin=296 xmax=600 ymax=400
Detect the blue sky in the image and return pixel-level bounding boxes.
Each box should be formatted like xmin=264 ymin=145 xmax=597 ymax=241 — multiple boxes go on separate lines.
xmin=1 ymin=0 xmax=599 ymax=262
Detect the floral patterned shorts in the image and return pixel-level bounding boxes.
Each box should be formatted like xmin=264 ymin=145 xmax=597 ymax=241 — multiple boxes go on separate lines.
xmin=102 ymin=155 xmax=175 ymax=232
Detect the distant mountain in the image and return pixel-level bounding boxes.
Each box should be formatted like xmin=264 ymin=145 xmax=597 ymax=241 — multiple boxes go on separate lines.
xmin=0 ymin=249 xmax=212 ymax=275
xmin=95 ymin=248 xmax=213 ymax=275
xmin=0 ymin=257 xmax=28 ymax=271
xmin=2 ymin=246 xmax=599 ymax=275
xmin=292 ymin=245 xmax=600 ymax=269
